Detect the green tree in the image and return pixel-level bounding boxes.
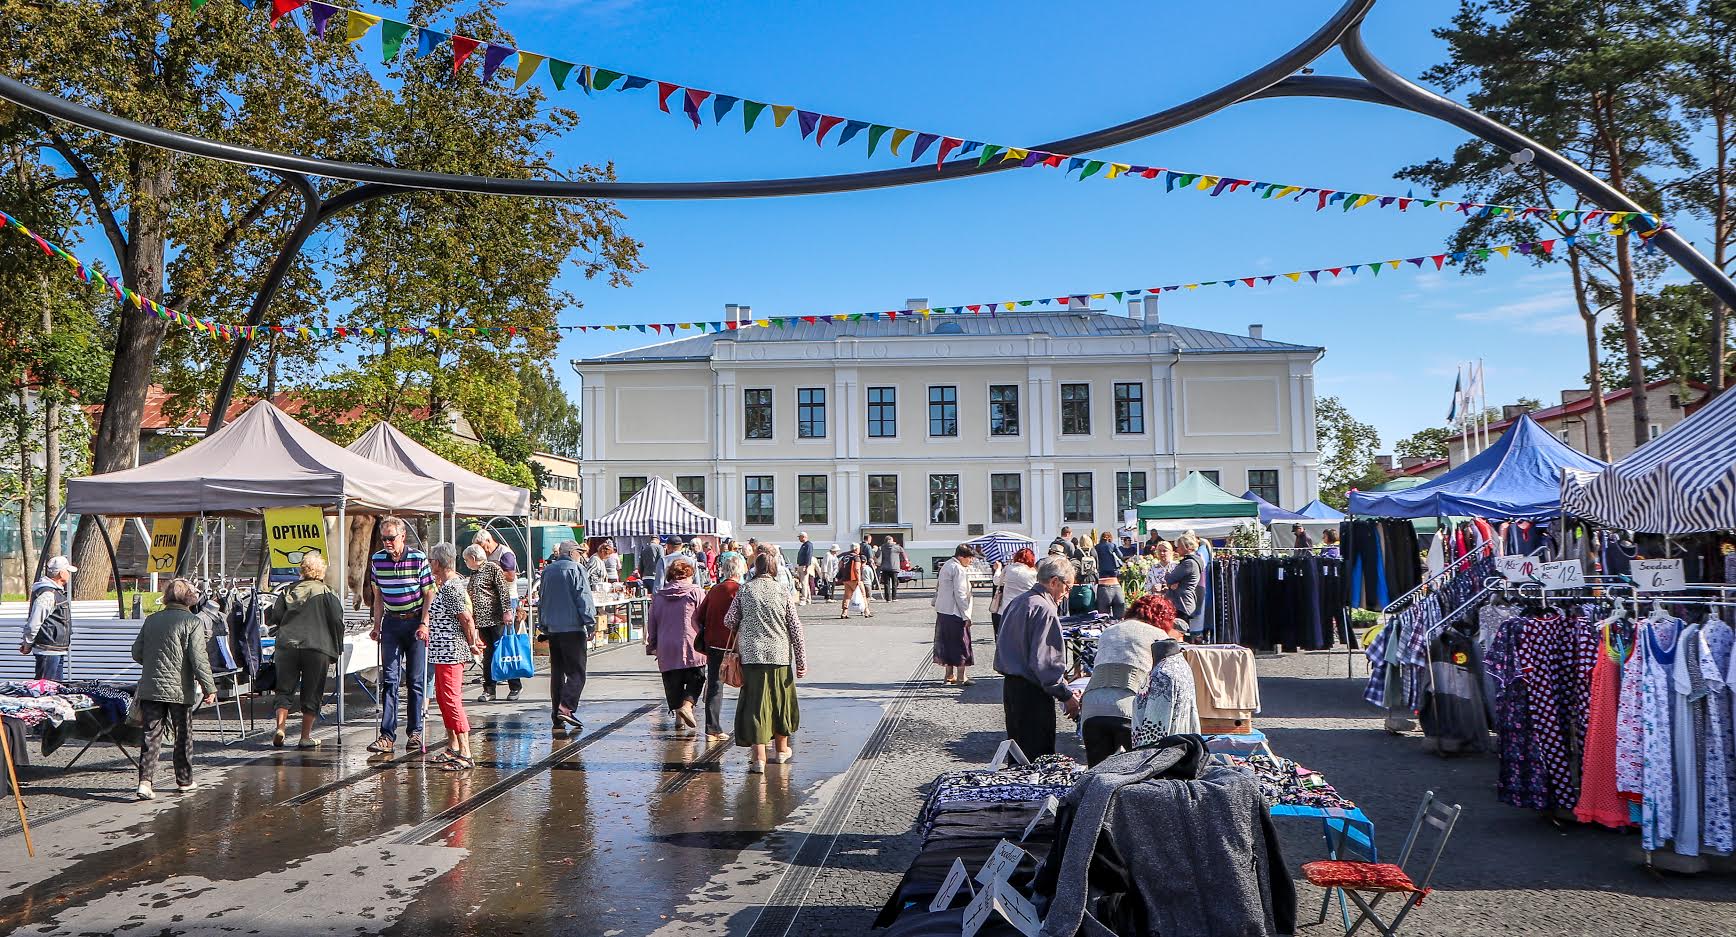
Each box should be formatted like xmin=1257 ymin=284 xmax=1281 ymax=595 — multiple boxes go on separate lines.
xmin=1402 ymin=0 xmax=1693 ymax=459
xmin=516 ymin=363 xmax=582 ymax=458
xmin=1598 ymin=283 xmax=1727 ymax=390
xmin=1676 ymin=0 xmax=1736 ymax=394
xmin=1316 ymin=396 xmax=1384 ymax=509
xmin=1395 ymin=426 xmax=1454 ymax=462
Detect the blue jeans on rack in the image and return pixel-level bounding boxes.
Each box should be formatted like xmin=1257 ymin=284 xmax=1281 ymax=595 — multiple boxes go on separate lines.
xmin=377 ymin=614 xmax=427 ymax=741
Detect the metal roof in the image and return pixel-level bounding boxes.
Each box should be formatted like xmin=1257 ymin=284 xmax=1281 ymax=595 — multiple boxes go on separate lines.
xmin=577 ymin=310 xmax=1321 ymax=364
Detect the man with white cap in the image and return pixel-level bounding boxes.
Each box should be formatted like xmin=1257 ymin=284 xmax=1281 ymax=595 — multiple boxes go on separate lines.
xmin=18 ymin=556 xmax=77 ymax=681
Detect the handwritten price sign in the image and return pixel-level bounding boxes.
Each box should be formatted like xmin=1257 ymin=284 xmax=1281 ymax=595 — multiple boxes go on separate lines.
xmin=1536 ymin=560 xmax=1585 ymax=591
xmin=1497 ymin=555 xmax=1540 ymax=582
xmin=1633 ymin=559 xmax=1686 ymax=593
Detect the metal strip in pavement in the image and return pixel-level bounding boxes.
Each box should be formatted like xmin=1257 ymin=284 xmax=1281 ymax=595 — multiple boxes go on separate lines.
xmin=653 ymin=735 xmax=734 ymax=796
xmin=393 ymin=704 xmax=657 ymax=845
xmin=273 ymin=724 xmax=487 ymax=808
xmin=744 ymin=655 xmax=936 ymax=937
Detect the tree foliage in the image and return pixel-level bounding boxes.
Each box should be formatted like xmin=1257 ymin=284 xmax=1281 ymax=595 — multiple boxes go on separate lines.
xmin=516 ymin=362 xmax=582 ymax=458
xmin=1316 ymin=396 xmax=1384 ymax=509
xmin=1598 ymin=283 xmax=1728 ymax=389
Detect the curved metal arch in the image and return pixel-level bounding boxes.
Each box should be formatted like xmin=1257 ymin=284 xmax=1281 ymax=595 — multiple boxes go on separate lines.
xmin=0 ymin=0 xmax=1376 ymax=199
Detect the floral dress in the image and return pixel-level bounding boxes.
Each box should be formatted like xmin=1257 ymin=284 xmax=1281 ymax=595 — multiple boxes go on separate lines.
xmin=426 ymin=580 xmax=474 ymax=666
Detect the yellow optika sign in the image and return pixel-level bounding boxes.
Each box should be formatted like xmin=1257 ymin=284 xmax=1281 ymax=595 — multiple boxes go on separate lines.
xmin=147 ymin=519 xmax=181 ymax=574
xmin=264 ymin=506 xmax=327 ymax=583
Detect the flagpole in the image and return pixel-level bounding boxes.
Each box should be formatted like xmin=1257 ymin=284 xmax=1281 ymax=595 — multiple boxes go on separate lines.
xmin=1478 ymin=359 xmax=1489 ymax=451
xmin=1459 ymin=364 xmax=1471 ymax=466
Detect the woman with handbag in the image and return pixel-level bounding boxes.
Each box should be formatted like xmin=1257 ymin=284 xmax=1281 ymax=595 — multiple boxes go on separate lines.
xmin=266 ymin=552 xmax=344 ymax=748
xmin=725 ymin=548 xmax=808 ymax=774
xmin=427 ymin=543 xmax=486 ymax=772
xmin=697 ymin=553 xmax=745 ymax=742
xmin=465 ymin=544 xmax=519 ymax=702
xmin=647 ymin=558 xmax=707 ymax=729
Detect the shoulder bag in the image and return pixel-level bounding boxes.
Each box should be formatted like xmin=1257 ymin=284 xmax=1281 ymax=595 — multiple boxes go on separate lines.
xmin=719 ymin=624 xmax=744 ymax=689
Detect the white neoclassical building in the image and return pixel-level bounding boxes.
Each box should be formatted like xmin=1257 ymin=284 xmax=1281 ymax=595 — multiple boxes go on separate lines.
xmin=573 ymin=298 xmax=1323 ymax=564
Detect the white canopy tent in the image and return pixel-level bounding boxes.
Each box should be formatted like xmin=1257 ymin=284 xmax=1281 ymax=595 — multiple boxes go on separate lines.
xmin=346 ymin=421 xmax=531 ymax=540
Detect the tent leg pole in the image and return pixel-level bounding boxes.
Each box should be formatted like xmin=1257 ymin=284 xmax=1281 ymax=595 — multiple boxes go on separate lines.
xmin=336 ymin=499 xmax=346 ymax=730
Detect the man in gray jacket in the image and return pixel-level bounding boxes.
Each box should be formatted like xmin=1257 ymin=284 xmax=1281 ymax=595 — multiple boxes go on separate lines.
xmin=538 ymin=542 xmax=596 ymax=735
xmin=993 ymin=555 xmax=1081 ymax=759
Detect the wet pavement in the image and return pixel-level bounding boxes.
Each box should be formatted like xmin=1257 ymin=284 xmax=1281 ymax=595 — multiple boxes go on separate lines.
xmin=0 ymin=606 xmax=940 ymax=936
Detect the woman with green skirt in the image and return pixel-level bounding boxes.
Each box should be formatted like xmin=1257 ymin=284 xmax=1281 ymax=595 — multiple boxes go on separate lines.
xmin=724 ymin=547 xmax=808 ymax=774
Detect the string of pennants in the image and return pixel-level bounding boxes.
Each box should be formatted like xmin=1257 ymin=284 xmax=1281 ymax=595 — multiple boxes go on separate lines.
xmin=0 ymin=207 xmax=1660 ymax=344
xmin=185 ymin=0 xmax=1657 ymax=231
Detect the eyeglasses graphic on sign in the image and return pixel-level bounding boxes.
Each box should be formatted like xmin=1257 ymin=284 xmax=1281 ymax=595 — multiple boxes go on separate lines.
xmin=274 ymin=547 xmax=323 ymax=565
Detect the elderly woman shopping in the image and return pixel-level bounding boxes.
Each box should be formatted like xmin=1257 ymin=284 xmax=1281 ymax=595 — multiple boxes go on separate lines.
xmin=647 ymin=557 xmax=707 ymax=729
xmin=131 ymin=578 xmax=217 ymax=800
xmin=465 ymin=543 xmax=519 ymax=703
xmin=427 ymin=542 xmax=486 ymax=771
xmin=267 ymin=552 xmax=344 ymax=748
xmin=726 ymin=548 xmax=808 ymax=774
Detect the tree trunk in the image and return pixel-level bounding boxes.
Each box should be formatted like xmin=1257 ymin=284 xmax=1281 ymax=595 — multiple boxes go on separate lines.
xmin=16 ymin=388 xmax=32 ymax=582
xmin=1713 ymin=109 xmax=1731 ymax=394
xmin=1568 ymin=251 xmax=1613 ymax=461
xmin=41 ymin=303 xmax=59 ymax=555
xmin=68 ymin=165 xmax=172 ymax=598
xmin=1614 ymin=233 xmax=1652 ymax=448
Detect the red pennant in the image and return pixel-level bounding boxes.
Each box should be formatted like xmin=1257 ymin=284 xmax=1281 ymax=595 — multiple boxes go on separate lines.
xmin=270 ymin=0 xmax=305 ymax=27
xmin=1537 ymin=239 xmax=1556 ymax=254
xmin=451 ymin=36 xmax=481 ymax=74
xmin=1315 ymin=190 xmax=1335 ymax=211
xmin=507 ymin=326 xmax=517 ymax=337
xmin=1141 ymin=168 xmax=1160 ymax=179
xmin=657 ymin=81 xmax=679 ymax=112
xmin=1328 ymin=267 xmax=1342 ymax=277
xmin=650 ymin=323 xmax=662 ymax=333
xmin=271 ymin=325 xmax=285 ymax=333
xmin=682 ymin=88 xmax=712 ymax=128
xmin=887 ymin=310 xmax=899 ymax=320
xmin=967 ymin=304 xmax=981 ymax=312
xmin=1043 ymin=154 xmax=1064 ymax=167
xmin=725 ymin=320 xmax=739 ymax=330
xmin=935 ymin=136 xmax=962 ymax=167
xmin=1431 ymin=254 xmax=1447 ymax=269
xmin=815 ymin=114 xmax=845 ymax=145
xmin=1397 ymin=198 xmax=1412 ymax=211
xmin=801 ymin=316 xmax=817 ymax=324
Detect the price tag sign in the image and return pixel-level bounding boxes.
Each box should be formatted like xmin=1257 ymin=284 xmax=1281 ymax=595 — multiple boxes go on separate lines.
xmin=993 ymin=880 xmax=1043 ymax=937
xmin=929 ymin=858 xmax=973 ymax=913
xmin=1497 ymin=555 xmax=1539 ymax=582
xmin=1536 ymin=560 xmax=1585 ymax=591
xmin=960 ymin=882 xmax=995 ymax=937
xmin=1020 ymin=795 xmax=1060 ymax=843
xmin=975 ymin=839 xmax=1029 ymax=887
xmin=987 ymin=739 xmax=1030 ymax=771
xmin=1633 ymin=558 xmax=1686 ymax=593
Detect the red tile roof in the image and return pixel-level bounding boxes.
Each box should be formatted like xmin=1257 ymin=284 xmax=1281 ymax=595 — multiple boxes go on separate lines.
xmin=1397 ymin=457 xmax=1448 ymax=477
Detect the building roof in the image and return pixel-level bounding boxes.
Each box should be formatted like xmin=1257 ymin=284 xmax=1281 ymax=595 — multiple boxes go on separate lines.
xmin=577 ymin=310 xmax=1321 ymax=364
xmin=1398 ymin=457 xmax=1448 ymax=477
xmin=1445 ymin=379 xmax=1709 ymax=444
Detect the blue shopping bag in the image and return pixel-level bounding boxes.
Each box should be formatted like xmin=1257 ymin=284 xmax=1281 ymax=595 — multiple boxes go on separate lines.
xmin=491 ymin=628 xmax=537 ymax=682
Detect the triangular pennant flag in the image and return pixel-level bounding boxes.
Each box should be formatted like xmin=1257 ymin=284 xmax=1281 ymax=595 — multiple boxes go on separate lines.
xmin=1105 ymin=163 xmax=1128 ymax=179
xmin=713 ymin=94 xmax=739 ymax=123
xmin=1431 ymin=254 xmax=1447 ymax=270
xmin=683 ymin=88 xmax=712 ymax=127
xmin=514 ymin=52 xmax=545 ymax=88
xmin=657 ymin=82 xmax=680 ymax=112
xmin=591 ymin=68 xmax=624 ymax=90
xmin=796 ymin=109 xmax=820 ymax=138
xmin=620 ymin=76 xmax=653 ymax=90
xmin=978 ymin=144 xmax=1004 ymax=166
xmin=866 ymin=124 xmax=891 ymax=156
xmin=838 ymin=119 xmax=869 ymax=146
xmin=1000 ymin=147 xmax=1027 ymax=163
xmin=416 ymin=28 xmax=447 ymax=57
xmin=381 ymin=19 xmax=411 ymax=61
xmin=190 ymin=0 xmax=211 ymax=10
xmin=482 ymin=44 xmax=514 ymax=82
xmin=910 ymin=132 xmax=939 ymax=162
xmin=936 ymin=136 xmax=962 ymax=166
xmin=815 ymin=114 xmax=845 ymax=145
xmin=345 ymin=10 xmax=381 ymax=42
xmin=889 ymin=128 xmax=914 ymax=155
xmin=308 ymin=2 xmax=338 ymax=38
xmin=771 ymin=104 xmax=795 ymax=127
xmin=1079 ymin=160 xmax=1105 ymax=180
xmin=270 ymin=0 xmax=305 ymax=28
xmin=450 ymin=36 xmax=482 ymax=74
xmin=743 ymin=101 xmax=768 ymax=131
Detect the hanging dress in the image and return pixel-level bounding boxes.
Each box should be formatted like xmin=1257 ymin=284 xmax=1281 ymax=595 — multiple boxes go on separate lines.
xmin=1574 ymin=623 xmax=1634 ymax=829
xmin=1706 ymin=619 xmax=1736 ymax=853
xmin=1632 ymin=618 xmax=1681 ymax=853
xmin=1689 ymin=622 xmax=1732 ymax=855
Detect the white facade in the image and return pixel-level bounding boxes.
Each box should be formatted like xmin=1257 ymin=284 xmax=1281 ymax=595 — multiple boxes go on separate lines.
xmin=574 ymin=304 xmax=1322 ymax=559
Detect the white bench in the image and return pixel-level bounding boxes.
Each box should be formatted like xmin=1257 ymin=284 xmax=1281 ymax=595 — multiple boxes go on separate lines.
xmin=0 ymin=611 xmax=144 ymax=683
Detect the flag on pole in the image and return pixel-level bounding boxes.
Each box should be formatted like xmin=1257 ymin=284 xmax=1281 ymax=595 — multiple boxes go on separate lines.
xmin=1446 ymin=370 xmax=1463 ymax=422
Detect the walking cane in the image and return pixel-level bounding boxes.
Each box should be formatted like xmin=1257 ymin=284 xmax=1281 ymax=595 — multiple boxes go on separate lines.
xmin=0 ymin=718 xmax=34 ymax=857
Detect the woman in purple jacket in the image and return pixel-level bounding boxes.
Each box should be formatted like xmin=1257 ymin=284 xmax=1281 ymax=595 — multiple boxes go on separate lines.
xmin=646 ymin=557 xmax=707 ymax=729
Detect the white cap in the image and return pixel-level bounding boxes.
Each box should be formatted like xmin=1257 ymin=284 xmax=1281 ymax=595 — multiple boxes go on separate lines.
xmin=46 ymin=556 xmax=78 ymax=575
xmin=829 ymin=544 xmax=840 ymax=551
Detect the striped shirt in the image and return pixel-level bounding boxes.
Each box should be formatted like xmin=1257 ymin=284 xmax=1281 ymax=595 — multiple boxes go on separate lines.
xmin=371 ymin=548 xmax=433 ymax=616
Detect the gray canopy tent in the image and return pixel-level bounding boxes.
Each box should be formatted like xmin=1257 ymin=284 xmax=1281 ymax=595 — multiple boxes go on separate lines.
xmin=346 ymin=421 xmax=531 ymax=541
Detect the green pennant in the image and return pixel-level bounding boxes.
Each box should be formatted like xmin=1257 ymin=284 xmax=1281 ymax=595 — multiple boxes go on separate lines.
xmin=381 ymin=20 xmax=411 ymax=63
xmin=1174 ymin=173 xmax=1198 ymax=187
xmin=866 ymin=124 xmax=891 ymax=156
xmin=977 ymin=144 xmax=1004 ymax=166
xmin=1110 ymin=291 xmax=1123 ymax=301
xmin=741 ymin=101 xmax=768 ymax=132
xmin=1340 ymin=194 xmax=1359 ymax=212
xmin=591 ymin=68 xmax=624 ymax=90
xmin=548 ymin=59 xmax=575 ymax=90
xmin=1369 ymin=262 xmax=1382 ymax=277
xmin=190 ymin=0 xmax=210 ymax=10
xmin=1079 ymin=160 xmax=1105 ymax=180
xmin=1018 ymin=300 xmax=1032 ymax=307
xmin=848 ymin=314 xmax=863 ymax=321
xmin=1419 ymin=199 xmax=1438 ymax=208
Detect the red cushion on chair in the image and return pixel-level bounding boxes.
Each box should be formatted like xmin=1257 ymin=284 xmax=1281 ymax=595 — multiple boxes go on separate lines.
xmin=1302 ymin=860 xmax=1420 ymax=893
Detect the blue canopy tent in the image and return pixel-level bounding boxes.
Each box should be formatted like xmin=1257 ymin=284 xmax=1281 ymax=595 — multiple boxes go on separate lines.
xmin=1241 ymin=491 xmax=1311 ymax=526
xmin=1348 ymin=414 xmax=1607 ymax=519
xmin=1294 ymin=499 xmax=1345 ymax=521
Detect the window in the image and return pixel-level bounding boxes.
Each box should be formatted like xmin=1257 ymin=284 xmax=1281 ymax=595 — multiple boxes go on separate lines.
xmin=1061 ymin=383 xmax=1091 ymax=435
xmin=1198 ymin=470 xmax=1220 ymax=486
xmin=867 ymin=387 xmax=897 ymax=438
xmin=928 ymin=385 xmax=959 ymax=437
xmin=929 ymin=474 xmax=960 ymax=525
xmin=536 ymin=505 xmax=580 ymax=523
xmin=1116 ymin=471 xmax=1147 ymax=516
xmin=1247 ymin=469 xmax=1280 ymax=505
xmin=989 ymin=384 xmax=1021 ymax=436
xmin=868 ymin=474 xmax=899 ymax=524
xmin=743 ymin=388 xmax=773 ymax=440
xmin=618 ymin=476 xmax=647 ymax=506
xmin=1062 ymin=472 xmax=1094 ymax=522
xmin=675 ymin=475 xmax=706 ymax=511
xmin=543 ymin=474 xmax=578 ymax=493
xmin=990 ymin=473 xmax=1022 ymax=524
xmin=798 ymin=475 xmax=829 ymax=524
xmin=797 ymin=387 xmax=827 ymax=439
xmin=1114 ymin=383 xmax=1145 ymax=434
xmin=744 ymin=475 xmax=774 ymax=525
xmin=1649 ymin=423 xmax=1662 ymax=440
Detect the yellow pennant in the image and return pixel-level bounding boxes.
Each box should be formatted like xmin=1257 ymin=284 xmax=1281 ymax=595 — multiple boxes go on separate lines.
xmin=1285 ymin=272 xmax=1302 ymax=282
xmin=1185 ymin=283 xmax=1199 ymax=290
xmin=345 ymin=11 xmax=381 ymax=42
xmin=1493 ymin=246 xmax=1512 ymax=257
xmin=515 ymin=52 xmax=546 ymax=89
xmin=771 ymin=105 xmax=795 ymax=127
xmin=1276 ymin=185 xmax=1301 ymax=199
xmin=1105 ymin=164 xmax=1127 ymax=179
xmin=1003 ymin=302 xmax=1014 ymax=310
xmin=919 ymin=309 xmax=931 ymax=317
xmin=1196 ymin=175 xmax=1217 ymax=191
xmin=890 ymin=128 xmax=914 ymax=155
xmin=1002 ymin=148 xmax=1028 ymax=162
xmin=1354 ymin=194 xmax=1376 ymax=208
xmin=754 ymin=319 xmax=769 ymax=327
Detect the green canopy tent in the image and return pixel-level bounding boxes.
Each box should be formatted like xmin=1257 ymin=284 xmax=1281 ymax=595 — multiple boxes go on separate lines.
xmin=1135 ymin=472 xmax=1261 ymax=538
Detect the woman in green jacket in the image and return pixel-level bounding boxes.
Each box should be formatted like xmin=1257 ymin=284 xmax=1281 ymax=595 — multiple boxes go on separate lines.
xmin=267 ymin=552 xmax=346 ymax=748
xmin=130 ymin=578 xmax=217 ymax=800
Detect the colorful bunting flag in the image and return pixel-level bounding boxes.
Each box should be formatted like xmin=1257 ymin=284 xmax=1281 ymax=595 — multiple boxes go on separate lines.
xmin=269 ymin=0 xmax=305 ymax=28
xmin=344 ymin=10 xmax=380 ymax=42
xmin=450 ymin=36 xmax=481 ymax=74
xmin=514 ymin=52 xmax=545 ymax=89
xmin=482 ymin=43 xmax=514 ymax=82
xmin=547 ymin=59 xmax=574 ymax=89
xmin=308 ymin=2 xmax=339 ymax=38
xmin=380 ymin=19 xmax=411 ymax=61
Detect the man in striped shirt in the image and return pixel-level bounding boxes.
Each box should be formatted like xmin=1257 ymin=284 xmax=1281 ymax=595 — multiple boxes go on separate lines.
xmin=368 ymin=516 xmax=434 ymax=754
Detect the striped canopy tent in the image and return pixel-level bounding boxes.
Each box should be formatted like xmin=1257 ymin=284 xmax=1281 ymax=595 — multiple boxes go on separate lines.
xmin=585 ymin=475 xmax=731 ymax=539
xmin=964 ymin=530 xmax=1036 ymax=565
xmin=1561 ymin=387 xmax=1736 ymax=533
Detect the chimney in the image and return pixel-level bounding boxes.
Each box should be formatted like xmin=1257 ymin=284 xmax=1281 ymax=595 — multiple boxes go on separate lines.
xmin=1502 ymin=403 xmax=1530 ymax=421
xmin=1375 ymin=455 xmax=1394 ymax=473
xmin=724 ymin=303 xmax=740 ymax=326
xmin=1127 ymin=300 xmax=1145 ymax=326
xmin=905 ymin=297 xmax=928 ymax=311
xmin=737 ymin=304 xmax=753 ymax=325
xmin=1561 ymin=388 xmax=1593 ymax=405
xmin=1142 ymin=295 xmax=1161 ymax=326
xmin=1400 ymin=456 xmax=1425 ymax=470
xmin=1248 ymin=324 xmax=1264 ymax=340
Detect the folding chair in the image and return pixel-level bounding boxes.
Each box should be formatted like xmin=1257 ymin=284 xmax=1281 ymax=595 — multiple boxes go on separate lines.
xmin=1302 ymin=790 xmax=1461 ymax=937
